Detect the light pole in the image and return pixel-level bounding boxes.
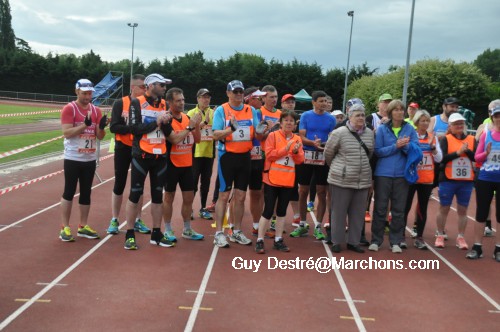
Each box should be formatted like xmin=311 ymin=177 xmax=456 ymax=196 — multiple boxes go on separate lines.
xmin=342 ymin=11 xmax=354 ymax=114
xmin=402 ymin=0 xmax=416 ymax=105
xmin=127 ymin=23 xmax=138 ymax=84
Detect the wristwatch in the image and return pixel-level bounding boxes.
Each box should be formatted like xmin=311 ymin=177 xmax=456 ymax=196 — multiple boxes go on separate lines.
xmin=186 ymin=126 xmax=194 ymax=131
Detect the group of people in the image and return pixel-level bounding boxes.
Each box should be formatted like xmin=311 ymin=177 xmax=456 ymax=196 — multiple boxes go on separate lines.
xmin=58 ymin=74 xmax=499 ymax=261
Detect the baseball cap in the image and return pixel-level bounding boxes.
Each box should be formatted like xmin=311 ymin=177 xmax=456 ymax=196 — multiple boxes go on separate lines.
xmin=244 ymin=89 xmax=267 ymax=101
xmin=144 ymin=73 xmax=172 ymax=86
xmin=75 ymin=79 xmax=95 ymax=91
xmin=448 ymin=113 xmax=466 ymax=123
xmin=227 ymin=80 xmax=244 ymax=91
xmin=347 ymin=98 xmax=363 ymax=107
xmin=491 ymin=106 xmax=500 ymax=116
xmin=378 ymin=93 xmax=393 ymax=102
xmin=281 ymin=94 xmax=295 ymax=103
xmin=408 ymin=102 xmax=419 ymax=109
xmin=332 ymin=110 xmax=343 ymax=116
xmin=443 ymin=97 xmax=459 ymax=105
xmin=196 ymin=88 xmax=211 ymax=97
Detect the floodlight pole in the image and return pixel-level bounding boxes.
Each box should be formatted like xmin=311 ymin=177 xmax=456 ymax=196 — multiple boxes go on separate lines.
xmin=402 ymin=0 xmax=416 ymax=105
xmin=127 ymin=23 xmax=138 ymax=84
xmin=342 ymin=11 xmax=354 ymax=114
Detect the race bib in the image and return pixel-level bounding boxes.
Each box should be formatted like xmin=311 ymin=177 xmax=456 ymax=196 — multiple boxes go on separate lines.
xmin=304 ymin=150 xmax=325 ymax=165
xmin=232 ymin=126 xmax=251 ymax=141
xmin=251 ymin=145 xmax=262 ymax=160
xmin=176 ymin=132 xmax=193 ymax=149
xmin=146 ymin=129 xmax=165 ymax=144
xmin=78 ymin=134 xmax=96 ymax=153
xmin=451 ymin=157 xmax=472 ymax=179
xmin=481 ymin=151 xmax=500 ymax=171
xmin=418 ymin=151 xmax=434 ymax=171
xmin=201 ymin=125 xmax=213 ymax=141
xmin=275 ymin=155 xmax=295 ymax=167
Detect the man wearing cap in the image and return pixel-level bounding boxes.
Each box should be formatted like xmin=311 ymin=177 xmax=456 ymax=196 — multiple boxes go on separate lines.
xmin=366 ymin=93 xmax=392 ymax=132
xmin=123 ymin=73 xmax=200 ymax=250
xmin=331 ymin=110 xmax=345 ymax=123
xmin=107 ymin=74 xmax=149 ymax=236
xmin=162 ymin=87 xmax=203 ymax=242
xmin=59 ymin=79 xmax=107 ymax=242
xmin=212 ymin=80 xmax=263 ymax=248
xmin=405 ymin=102 xmax=419 ymax=128
xmin=187 ymin=88 xmax=215 ymax=220
xmin=428 ymin=97 xmax=459 ymax=138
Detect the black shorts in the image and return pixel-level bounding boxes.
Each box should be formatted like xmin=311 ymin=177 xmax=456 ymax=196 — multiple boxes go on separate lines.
xmin=129 ymin=156 xmax=168 ymax=204
xmin=164 ymin=162 xmax=195 ymax=192
xmin=296 ymin=163 xmax=329 ymax=186
xmin=218 ymin=151 xmax=251 ymax=192
xmin=249 ymin=159 xmax=264 ymax=190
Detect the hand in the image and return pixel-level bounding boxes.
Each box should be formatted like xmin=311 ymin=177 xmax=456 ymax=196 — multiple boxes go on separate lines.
xmin=396 ymin=137 xmax=410 ymax=149
xmin=229 ymin=114 xmax=238 ymax=131
xmin=190 ymin=112 xmax=202 ymax=127
xmin=99 ymin=115 xmax=108 ymax=129
xmin=457 ymin=142 xmax=468 ymax=155
xmin=205 ymin=110 xmax=211 ymax=124
xmin=485 ymin=142 xmax=492 ymax=156
xmin=313 ymin=135 xmax=322 ymax=149
xmin=84 ymin=112 xmax=92 ymax=126
xmin=292 ymin=141 xmax=302 ymax=154
xmin=285 ymin=140 xmax=294 ymax=151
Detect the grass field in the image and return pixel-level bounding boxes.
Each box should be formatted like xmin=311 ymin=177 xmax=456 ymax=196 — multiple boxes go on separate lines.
xmin=0 ymin=104 xmax=61 ymax=125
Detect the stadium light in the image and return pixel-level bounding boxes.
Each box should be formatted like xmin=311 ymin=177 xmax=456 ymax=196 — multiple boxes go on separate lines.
xmin=127 ymin=23 xmax=138 ymax=85
xmin=342 ymin=11 xmax=354 ymax=114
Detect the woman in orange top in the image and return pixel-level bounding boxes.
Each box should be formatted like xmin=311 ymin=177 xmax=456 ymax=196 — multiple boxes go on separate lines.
xmin=256 ymin=110 xmax=304 ymax=254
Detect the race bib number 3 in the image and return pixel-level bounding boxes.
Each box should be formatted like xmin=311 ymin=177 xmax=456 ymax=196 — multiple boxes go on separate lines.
xmin=275 ymin=155 xmax=295 ymax=167
xmin=451 ymin=157 xmax=472 ymax=179
xmin=232 ymin=126 xmax=251 ymax=141
xmin=251 ymin=146 xmax=262 ymax=160
xmin=78 ymin=134 xmax=96 ymax=153
xmin=304 ymin=150 xmax=325 ymax=165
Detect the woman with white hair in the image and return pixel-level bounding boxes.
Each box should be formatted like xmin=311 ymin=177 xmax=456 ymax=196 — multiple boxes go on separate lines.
xmin=403 ymin=110 xmax=442 ymax=249
xmin=324 ymin=104 xmax=374 ymax=253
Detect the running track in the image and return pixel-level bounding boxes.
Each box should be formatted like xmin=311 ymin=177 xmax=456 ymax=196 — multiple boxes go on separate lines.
xmin=0 ymin=149 xmax=499 ymax=331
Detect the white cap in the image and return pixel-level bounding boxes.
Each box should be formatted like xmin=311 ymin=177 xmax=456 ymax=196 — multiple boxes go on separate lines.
xmin=332 ymin=110 xmax=343 ymax=116
xmin=144 ymin=73 xmax=172 ymax=86
xmin=75 ymin=79 xmax=95 ymax=91
xmin=448 ymin=113 xmax=466 ymax=123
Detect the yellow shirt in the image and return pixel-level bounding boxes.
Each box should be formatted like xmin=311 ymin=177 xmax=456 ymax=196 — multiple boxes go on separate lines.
xmin=187 ymin=105 xmax=214 ymax=158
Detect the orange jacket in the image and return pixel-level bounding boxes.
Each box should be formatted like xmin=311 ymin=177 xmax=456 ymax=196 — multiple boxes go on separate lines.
xmin=169 ymin=113 xmax=194 ymax=167
xmin=444 ymin=134 xmax=475 ymax=181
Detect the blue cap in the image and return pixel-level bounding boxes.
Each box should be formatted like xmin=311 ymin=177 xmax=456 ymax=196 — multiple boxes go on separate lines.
xmin=347 ymin=98 xmax=363 ymax=107
xmin=227 ymin=80 xmax=244 ymax=91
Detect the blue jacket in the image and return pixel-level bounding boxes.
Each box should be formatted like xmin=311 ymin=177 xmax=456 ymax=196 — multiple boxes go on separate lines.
xmin=374 ymin=121 xmax=419 ymax=178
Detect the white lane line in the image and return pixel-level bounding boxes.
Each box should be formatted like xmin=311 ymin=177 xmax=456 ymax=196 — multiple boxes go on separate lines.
xmin=310 ymin=211 xmax=366 ymax=332
xmin=407 ymin=226 xmax=500 ymax=312
xmin=184 ymin=245 xmax=219 ymax=332
xmin=0 ymin=177 xmax=114 ymax=233
xmin=0 ymin=201 xmax=151 ymax=331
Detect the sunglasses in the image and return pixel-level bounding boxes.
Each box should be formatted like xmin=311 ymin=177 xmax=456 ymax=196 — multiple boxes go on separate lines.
xmin=155 ymin=83 xmax=167 ymax=88
xmin=77 ymin=82 xmax=94 ymax=88
xmin=232 ymin=90 xmax=244 ymax=94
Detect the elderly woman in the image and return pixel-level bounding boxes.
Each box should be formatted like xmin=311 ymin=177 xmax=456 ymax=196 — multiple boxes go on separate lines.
xmin=324 ymin=104 xmax=374 ymax=253
xmin=466 ymin=106 xmax=500 ymax=260
xmin=403 ymin=110 xmax=443 ymax=250
xmin=369 ymin=99 xmax=419 ymax=253
xmin=435 ymin=113 xmax=476 ymax=250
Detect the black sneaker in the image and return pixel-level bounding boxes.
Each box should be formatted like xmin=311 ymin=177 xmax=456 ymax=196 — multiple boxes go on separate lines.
xmin=255 ymin=240 xmax=265 ymax=254
xmin=273 ymin=239 xmax=290 ymax=252
xmin=466 ymin=245 xmax=483 ymax=259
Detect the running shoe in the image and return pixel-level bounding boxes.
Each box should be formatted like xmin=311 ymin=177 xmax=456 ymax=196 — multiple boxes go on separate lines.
xmin=399 ymin=241 xmax=408 ymax=249
xmin=77 ymin=225 xmax=100 ymax=239
xmin=466 ymin=246 xmax=483 ymax=259
xmin=182 ymin=228 xmax=204 ymax=240
xmin=150 ymin=235 xmax=175 ymax=247
xmin=313 ymin=227 xmax=325 ymax=240
xmin=434 ymin=235 xmax=445 ymax=248
xmin=290 ymin=226 xmax=308 ymax=238
xmin=435 ymin=230 xmax=448 ymax=240
xmin=270 ymin=216 xmax=276 ymax=230
xmin=368 ymin=243 xmax=379 ymax=252
xmin=307 ymin=201 xmax=314 ymax=212
xmin=164 ymin=230 xmax=177 ymax=242
xmin=456 ymin=236 xmax=468 ymax=250
xmin=59 ymin=226 xmax=75 ymax=242
xmin=414 ymin=238 xmax=428 ymax=250
xmin=484 ymin=227 xmax=494 ymax=237
xmin=124 ymin=237 xmax=138 ymax=250
xmin=410 ymin=225 xmax=418 ymax=238
xmin=251 ymin=228 xmax=275 ymax=238
xmin=214 ymin=232 xmax=229 ymax=248
xmin=134 ymin=219 xmax=151 ymax=234
xmin=229 ymin=231 xmax=252 ymax=245
xmin=392 ymin=244 xmax=402 ymax=253
xmin=364 ymin=211 xmax=372 ymax=223
xmin=107 ymin=218 xmax=119 ymax=235
xmin=199 ymin=208 xmax=213 ymax=220
xmin=255 ymin=240 xmax=265 ymax=254
xmin=494 ymin=251 xmax=500 ymax=262
xmin=273 ymin=239 xmax=290 ymax=252
xmin=206 ymin=201 xmax=216 ymax=212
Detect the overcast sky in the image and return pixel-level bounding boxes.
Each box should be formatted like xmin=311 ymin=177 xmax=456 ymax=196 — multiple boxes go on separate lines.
xmin=10 ymin=0 xmax=500 ymax=74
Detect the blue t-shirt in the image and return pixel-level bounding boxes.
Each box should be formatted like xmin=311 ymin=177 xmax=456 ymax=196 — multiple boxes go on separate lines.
xmin=299 ymin=110 xmax=336 ymax=151
xmin=213 ymin=103 xmax=260 ymax=154
xmin=433 ymin=115 xmax=448 ymax=138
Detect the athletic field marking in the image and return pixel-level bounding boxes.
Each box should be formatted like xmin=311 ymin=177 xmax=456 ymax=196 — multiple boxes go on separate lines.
xmin=0 ymin=202 xmax=151 ymax=331
xmin=14 ymin=299 xmax=51 ymax=303
xmin=185 ymin=290 xmax=216 ymax=295
xmin=488 ymin=310 xmax=500 ymax=314
xmin=36 ymin=283 xmax=67 ymax=286
xmin=340 ymin=316 xmax=375 ymax=322
xmin=310 ymin=211 xmax=367 ymax=332
xmin=406 ymin=226 xmax=500 ymax=312
xmin=179 ymin=306 xmax=213 ymax=311
xmin=335 ymin=299 xmax=366 ymax=303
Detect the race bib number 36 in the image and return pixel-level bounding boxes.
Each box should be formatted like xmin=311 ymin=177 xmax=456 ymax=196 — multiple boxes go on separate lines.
xmin=451 ymin=157 xmax=472 ymax=179
xmin=304 ymin=150 xmax=325 ymax=165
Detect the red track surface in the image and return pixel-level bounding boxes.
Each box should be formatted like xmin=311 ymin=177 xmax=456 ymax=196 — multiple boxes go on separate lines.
xmin=0 ymin=149 xmax=499 ymax=331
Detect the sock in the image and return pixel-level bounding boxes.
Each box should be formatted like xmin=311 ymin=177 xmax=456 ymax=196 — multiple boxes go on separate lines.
xmin=294 ymin=213 xmax=300 ymax=219
xmin=275 ymin=236 xmax=282 ymax=242
xmin=486 ymin=220 xmax=492 ymax=228
xmin=135 ymin=218 xmax=141 ymax=222
xmin=126 ymin=229 xmax=135 ymax=239
xmin=184 ymin=220 xmax=191 ymax=230
xmin=257 ymin=238 xmax=264 ymax=242
xmin=165 ymin=222 xmax=172 ymax=231
xmin=457 ymin=233 xmax=464 ymax=238
xmin=253 ymin=222 xmax=259 ymax=229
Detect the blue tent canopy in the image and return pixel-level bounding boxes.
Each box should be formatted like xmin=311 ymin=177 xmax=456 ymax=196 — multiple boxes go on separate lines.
xmin=92 ymin=72 xmax=122 ymax=105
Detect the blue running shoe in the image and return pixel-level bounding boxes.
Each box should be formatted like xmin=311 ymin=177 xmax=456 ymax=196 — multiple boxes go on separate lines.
xmin=134 ymin=219 xmax=151 ymax=234
xmin=199 ymin=208 xmax=213 ymax=220
xmin=307 ymin=201 xmax=314 ymax=212
xmin=107 ymin=218 xmax=119 ymax=234
xmin=164 ymin=230 xmax=177 ymax=242
xmin=182 ymin=228 xmax=204 ymax=240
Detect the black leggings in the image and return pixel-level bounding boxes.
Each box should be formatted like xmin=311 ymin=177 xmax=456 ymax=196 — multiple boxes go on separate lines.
xmin=192 ymin=157 xmax=214 ymax=208
xmin=404 ymin=183 xmax=433 ymax=237
xmin=262 ymin=183 xmax=293 ymax=220
xmin=113 ymin=144 xmax=132 ymax=195
xmin=129 ymin=156 xmax=168 ymax=204
xmin=475 ymin=179 xmax=500 ymax=223
xmin=62 ymin=159 xmax=96 ymax=205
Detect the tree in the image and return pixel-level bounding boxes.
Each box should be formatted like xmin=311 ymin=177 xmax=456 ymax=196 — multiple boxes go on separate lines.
xmin=0 ymin=0 xmax=16 ymax=51
xmin=474 ymin=48 xmax=500 ymax=82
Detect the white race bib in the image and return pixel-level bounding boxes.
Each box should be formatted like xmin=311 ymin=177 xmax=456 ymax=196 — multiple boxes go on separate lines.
xmin=78 ymin=134 xmax=96 ymax=153
xmin=251 ymin=145 xmax=262 ymax=160
xmin=275 ymin=155 xmax=295 ymax=167
xmin=451 ymin=157 xmax=472 ymax=179
xmin=418 ymin=151 xmax=434 ymax=171
xmin=146 ymin=129 xmax=165 ymax=144
xmin=304 ymin=150 xmax=325 ymax=165
xmin=201 ymin=125 xmax=213 ymax=141
xmin=232 ymin=126 xmax=251 ymax=141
